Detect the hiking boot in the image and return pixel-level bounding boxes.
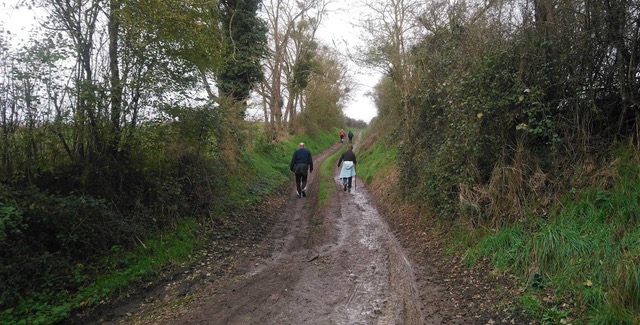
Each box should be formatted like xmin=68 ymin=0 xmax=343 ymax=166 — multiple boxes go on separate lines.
xmin=348 ymin=187 xmax=351 ymax=193
xmin=343 ymin=182 xmax=348 ymax=191
xmin=302 ymin=190 xmax=306 ymax=197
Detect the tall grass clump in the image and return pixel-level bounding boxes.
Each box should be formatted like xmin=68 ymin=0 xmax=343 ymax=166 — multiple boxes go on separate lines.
xmin=465 ymin=225 xmax=528 ymax=271
xmin=466 ymin=148 xmax=640 ymax=323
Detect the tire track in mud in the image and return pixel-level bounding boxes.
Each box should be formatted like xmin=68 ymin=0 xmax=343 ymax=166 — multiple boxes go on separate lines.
xmin=94 ymin=140 xmax=426 ymax=325
xmin=327 ymin=173 xmax=424 ymax=325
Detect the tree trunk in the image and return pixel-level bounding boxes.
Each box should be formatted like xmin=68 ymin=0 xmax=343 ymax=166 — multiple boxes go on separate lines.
xmin=109 ymin=0 xmax=123 ymax=157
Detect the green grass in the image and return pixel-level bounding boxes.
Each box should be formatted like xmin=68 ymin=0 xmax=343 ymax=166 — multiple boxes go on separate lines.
xmin=246 ymin=128 xmax=336 ymax=200
xmin=318 ymin=144 xmax=345 ymax=205
xmin=465 ymin=225 xmax=528 ymax=271
xmin=2 ymin=127 xmax=338 ymax=325
xmin=519 ymin=293 xmax=544 ymax=319
xmin=2 ymin=219 xmax=199 ymax=325
xmin=316 ymin=128 xmax=370 ymax=205
xmin=356 ymin=134 xmax=397 ymax=185
xmin=465 ymin=149 xmax=640 ymax=324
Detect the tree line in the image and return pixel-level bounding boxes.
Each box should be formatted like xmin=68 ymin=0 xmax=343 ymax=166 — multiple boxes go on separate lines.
xmin=363 ymin=0 xmax=640 ymax=221
xmin=0 ymin=0 xmax=355 ymax=319
xmin=361 ymin=0 xmax=640 ymax=321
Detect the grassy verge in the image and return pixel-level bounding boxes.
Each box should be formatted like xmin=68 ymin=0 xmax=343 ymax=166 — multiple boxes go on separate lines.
xmin=241 ymin=129 xmax=337 ymax=205
xmin=356 ymin=122 xmax=640 ymax=324
xmin=3 ymin=219 xmax=200 ymax=325
xmin=465 ymin=149 xmax=640 ymax=324
xmin=2 ymin=128 xmax=337 ymax=325
xmin=356 ymin=132 xmax=397 ymax=185
xmin=318 ymin=143 xmax=345 ymax=205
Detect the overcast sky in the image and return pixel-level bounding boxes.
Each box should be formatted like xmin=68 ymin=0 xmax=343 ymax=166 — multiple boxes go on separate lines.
xmin=0 ymin=0 xmax=379 ymax=123
xmin=317 ymin=1 xmax=380 ymax=123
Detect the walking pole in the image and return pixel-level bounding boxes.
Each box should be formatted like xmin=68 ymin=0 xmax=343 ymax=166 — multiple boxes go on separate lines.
xmin=354 ymin=166 xmax=357 ymax=192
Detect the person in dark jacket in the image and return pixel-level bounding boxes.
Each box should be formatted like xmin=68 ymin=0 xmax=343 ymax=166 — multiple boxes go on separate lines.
xmin=290 ymin=142 xmax=313 ymax=197
xmin=337 ymin=145 xmax=357 ymax=192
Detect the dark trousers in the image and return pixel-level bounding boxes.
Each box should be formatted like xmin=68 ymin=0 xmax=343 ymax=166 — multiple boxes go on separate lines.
xmin=295 ymin=173 xmax=308 ymax=194
xmin=343 ymin=177 xmax=353 ymax=189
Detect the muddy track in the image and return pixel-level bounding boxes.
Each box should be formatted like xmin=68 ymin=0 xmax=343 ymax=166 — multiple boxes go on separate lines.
xmin=162 ymin=141 xmax=424 ymax=324
xmin=77 ymin=137 xmax=536 ymax=325
xmin=81 ymin=140 xmax=427 ymax=324
xmin=76 ymin=137 xmax=535 ymax=325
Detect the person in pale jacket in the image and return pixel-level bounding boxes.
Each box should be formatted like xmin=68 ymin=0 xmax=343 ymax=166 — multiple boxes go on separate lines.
xmin=337 ymin=145 xmax=357 ymax=193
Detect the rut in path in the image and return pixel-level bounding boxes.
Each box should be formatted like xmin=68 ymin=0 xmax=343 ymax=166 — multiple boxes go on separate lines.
xmin=157 ymin=142 xmax=426 ymax=324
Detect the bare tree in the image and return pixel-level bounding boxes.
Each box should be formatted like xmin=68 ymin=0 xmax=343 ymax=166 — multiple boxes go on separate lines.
xmin=303 ymin=44 xmax=350 ymax=130
xmin=259 ymin=0 xmax=329 ymax=139
xmin=357 ymin=0 xmax=425 ymax=131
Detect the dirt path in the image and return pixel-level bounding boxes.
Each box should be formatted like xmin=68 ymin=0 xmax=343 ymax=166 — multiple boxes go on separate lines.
xmin=80 ymin=140 xmax=533 ymax=325
xmin=145 ymin=141 xmax=422 ymax=324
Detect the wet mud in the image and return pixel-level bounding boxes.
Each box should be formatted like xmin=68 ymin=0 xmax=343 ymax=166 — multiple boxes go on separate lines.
xmin=80 ymin=140 xmax=533 ymax=325
xmin=153 ymin=142 xmax=424 ymax=324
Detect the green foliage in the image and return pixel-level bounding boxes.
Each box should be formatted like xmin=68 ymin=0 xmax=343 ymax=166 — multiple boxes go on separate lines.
xmin=0 ymin=185 xmax=124 ymax=307
xmin=465 ymin=151 xmax=640 ymax=323
xmin=1 ymin=219 xmax=199 ymax=325
xmin=159 ymin=105 xmax=222 ymax=148
xmin=399 ymin=41 xmax=549 ymax=218
xmin=292 ymin=38 xmax=318 ymax=92
xmin=383 ymin=0 xmax=640 ymax=220
xmin=519 ymin=293 xmax=543 ymax=318
xmin=364 ymin=0 xmax=640 ymax=321
xmin=0 ymin=122 xmax=337 ymax=324
xmin=518 ymin=293 xmax=571 ymax=323
xmin=0 ymin=0 xmax=322 ymax=323
xmin=120 ymin=0 xmax=226 ymax=73
xmin=371 ymin=76 xmax=403 ymax=122
xmin=300 ymin=47 xmax=349 ymax=131
xmin=344 ymin=117 xmax=368 ymax=130
xmin=356 ymin=131 xmax=397 ymax=185
xmin=0 ymin=205 xmax=26 ymax=242
xmin=217 ymin=0 xmax=268 ymax=104
xmin=466 ymin=225 xmax=528 ymax=271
